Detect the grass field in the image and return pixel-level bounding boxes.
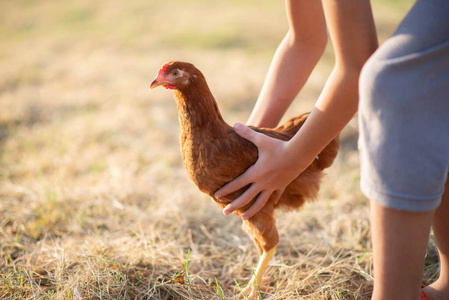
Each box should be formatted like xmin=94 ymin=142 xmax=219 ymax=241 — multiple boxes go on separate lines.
xmin=0 ymin=0 xmax=440 ymax=299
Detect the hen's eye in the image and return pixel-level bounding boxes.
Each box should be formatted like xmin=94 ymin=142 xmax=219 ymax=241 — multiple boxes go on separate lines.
xmin=172 ymin=70 xmax=179 ymax=76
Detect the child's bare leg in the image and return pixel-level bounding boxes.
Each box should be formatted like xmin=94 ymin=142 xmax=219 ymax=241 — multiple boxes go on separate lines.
xmin=423 ymin=176 xmax=449 ymax=300
xmin=370 ymin=200 xmax=435 ymax=300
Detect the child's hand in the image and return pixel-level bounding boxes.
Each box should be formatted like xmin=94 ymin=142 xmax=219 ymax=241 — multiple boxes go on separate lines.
xmin=214 ymin=123 xmax=306 ymax=220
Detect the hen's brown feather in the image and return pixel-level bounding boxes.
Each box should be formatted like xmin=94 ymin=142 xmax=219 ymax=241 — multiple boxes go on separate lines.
xmin=153 ymin=61 xmax=339 ymax=255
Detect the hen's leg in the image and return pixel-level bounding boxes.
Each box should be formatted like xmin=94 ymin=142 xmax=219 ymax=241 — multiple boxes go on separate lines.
xmin=239 ymin=204 xmax=278 ymax=298
xmin=240 ymin=247 xmax=276 ymax=299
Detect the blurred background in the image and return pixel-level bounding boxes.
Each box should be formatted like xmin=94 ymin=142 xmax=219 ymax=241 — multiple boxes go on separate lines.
xmin=3 ymin=0 xmax=437 ymax=299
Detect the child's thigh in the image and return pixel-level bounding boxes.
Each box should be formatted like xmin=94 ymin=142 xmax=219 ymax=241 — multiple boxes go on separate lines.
xmin=358 ymin=0 xmax=449 ymax=212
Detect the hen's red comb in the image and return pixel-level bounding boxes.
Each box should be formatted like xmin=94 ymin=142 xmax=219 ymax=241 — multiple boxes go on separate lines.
xmin=158 ymin=63 xmax=170 ymax=76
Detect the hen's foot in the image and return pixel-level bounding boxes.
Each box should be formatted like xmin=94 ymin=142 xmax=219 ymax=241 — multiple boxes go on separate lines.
xmin=238 ymin=277 xmax=272 ymax=299
xmin=237 ymin=247 xmax=276 ymax=299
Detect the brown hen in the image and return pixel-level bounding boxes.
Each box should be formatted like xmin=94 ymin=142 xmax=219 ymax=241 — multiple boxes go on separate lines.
xmin=150 ymin=61 xmax=339 ymax=298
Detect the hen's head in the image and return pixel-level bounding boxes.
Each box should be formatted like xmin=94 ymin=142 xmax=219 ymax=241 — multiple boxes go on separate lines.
xmin=150 ymin=61 xmax=202 ymax=91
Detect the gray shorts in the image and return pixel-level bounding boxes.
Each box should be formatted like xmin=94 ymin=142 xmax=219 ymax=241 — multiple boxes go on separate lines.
xmin=358 ymin=0 xmax=449 ymax=212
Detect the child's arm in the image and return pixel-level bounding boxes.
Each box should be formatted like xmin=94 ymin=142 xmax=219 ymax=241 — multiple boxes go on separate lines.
xmin=247 ymin=0 xmax=327 ymax=128
xmin=215 ymin=0 xmax=378 ymax=219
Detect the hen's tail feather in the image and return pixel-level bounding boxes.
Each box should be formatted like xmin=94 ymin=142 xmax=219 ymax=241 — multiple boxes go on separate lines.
xmin=315 ymin=137 xmax=339 ymax=170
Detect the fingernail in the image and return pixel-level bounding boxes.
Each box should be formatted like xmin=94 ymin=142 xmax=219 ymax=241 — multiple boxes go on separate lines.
xmin=234 ymin=122 xmax=242 ymax=130
xmin=241 ymin=214 xmax=248 ymax=220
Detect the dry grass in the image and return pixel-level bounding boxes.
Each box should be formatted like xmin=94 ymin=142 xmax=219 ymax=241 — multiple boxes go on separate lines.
xmin=0 ymin=0 xmax=440 ymax=299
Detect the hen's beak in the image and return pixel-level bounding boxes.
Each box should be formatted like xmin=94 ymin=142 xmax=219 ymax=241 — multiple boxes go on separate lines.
xmin=150 ymin=76 xmax=164 ymax=89
xmin=150 ymin=76 xmax=177 ymax=90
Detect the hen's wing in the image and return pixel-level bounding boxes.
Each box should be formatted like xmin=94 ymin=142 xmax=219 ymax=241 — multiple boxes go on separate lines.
xmin=251 ymin=113 xmax=309 ymax=141
xmin=201 ymin=112 xmax=338 ymax=214
xmin=251 ymin=113 xmax=339 ymax=170
xmin=206 ymin=113 xmax=308 ymax=206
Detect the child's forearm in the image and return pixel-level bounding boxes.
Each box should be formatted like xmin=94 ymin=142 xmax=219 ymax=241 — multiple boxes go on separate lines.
xmin=247 ymin=32 xmax=326 ymax=128
xmin=285 ymin=66 xmax=360 ymax=171
xmin=247 ymin=0 xmax=327 ymax=128
xmin=286 ymin=0 xmax=378 ymax=170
